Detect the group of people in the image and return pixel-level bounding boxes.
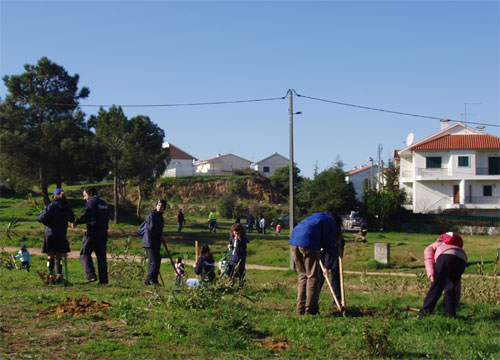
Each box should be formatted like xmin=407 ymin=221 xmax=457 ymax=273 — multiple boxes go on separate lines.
xmin=36 ymin=186 xmax=109 ymax=284
xmin=34 ymin=189 xmax=467 ymax=318
xmin=289 ymin=211 xmax=467 ymax=318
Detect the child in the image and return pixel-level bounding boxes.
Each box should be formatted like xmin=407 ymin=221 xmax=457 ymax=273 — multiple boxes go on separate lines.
xmin=194 ymin=244 xmax=215 ymax=282
xmin=276 ymin=223 xmax=282 ymax=236
xmin=15 ymin=244 xmax=31 ymax=271
xmin=419 ymin=232 xmax=467 ymax=319
xmin=174 ymin=257 xmax=185 ymax=286
xmin=228 ymin=223 xmax=250 ymax=288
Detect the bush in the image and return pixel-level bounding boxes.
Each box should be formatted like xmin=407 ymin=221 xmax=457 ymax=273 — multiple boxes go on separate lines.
xmin=217 ymin=195 xmax=236 ymax=218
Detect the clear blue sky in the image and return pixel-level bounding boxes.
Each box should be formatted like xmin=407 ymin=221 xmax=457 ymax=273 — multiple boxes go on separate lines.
xmin=1 ymin=0 xmax=498 ymax=179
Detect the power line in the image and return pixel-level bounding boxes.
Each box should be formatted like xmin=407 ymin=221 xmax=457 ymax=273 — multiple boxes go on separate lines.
xmin=30 ymin=96 xmax=287 ymax=108
xmin=294 ymin=92 xmax=500 ymax=128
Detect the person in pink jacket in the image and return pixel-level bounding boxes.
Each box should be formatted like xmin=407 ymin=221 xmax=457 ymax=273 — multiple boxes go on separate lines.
xmin=418 ymin=232 xmax=467 ymax=319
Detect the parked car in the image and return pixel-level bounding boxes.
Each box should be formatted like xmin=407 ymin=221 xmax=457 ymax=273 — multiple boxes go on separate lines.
xmin=343 ymin=211 xmax=363 ymax=231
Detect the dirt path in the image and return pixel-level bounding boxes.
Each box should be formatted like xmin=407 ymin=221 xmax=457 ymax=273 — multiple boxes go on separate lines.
xmin=3 ymin=246 xmax=495 ymax=278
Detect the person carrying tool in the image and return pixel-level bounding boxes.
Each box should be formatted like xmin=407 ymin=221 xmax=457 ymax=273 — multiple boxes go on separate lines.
xmin=289 ymin=212 xmax=337 ymax=315
xmin=38 ymin=188 xmax=75 ymax=282
xmin=73 ymin=187 xmax=110 ymax=284
xmin=418 ymin=232 xmax=467 ymax=319
xmin=141 ymin=199 xmax=167 ymax=286
xmin=319 ymin=213 xmax=345 ymax=310
xmin=14 ymin=244 xmax=31 ymax=271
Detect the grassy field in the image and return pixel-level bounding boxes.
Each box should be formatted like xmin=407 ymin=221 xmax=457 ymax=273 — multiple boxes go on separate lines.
xmin=1 ymin=192 xmax=499 ymax=359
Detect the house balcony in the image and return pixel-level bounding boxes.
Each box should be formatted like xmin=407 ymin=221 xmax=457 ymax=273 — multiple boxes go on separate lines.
xmin=464 ymin=196 xmax=500 ymax=205
xmin=476 ymin=168 xmax=500 ymax=176
xmin=417 ymin=167 xmax=451 ymax=178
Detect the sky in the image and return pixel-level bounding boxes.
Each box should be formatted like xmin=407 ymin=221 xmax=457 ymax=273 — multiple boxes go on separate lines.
xmin=1 ymin=0 xmax=499 ymax=179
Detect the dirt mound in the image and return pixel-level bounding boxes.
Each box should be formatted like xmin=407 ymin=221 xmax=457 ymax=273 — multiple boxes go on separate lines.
xmin=42 ymin=296 xmax=110 ymax=317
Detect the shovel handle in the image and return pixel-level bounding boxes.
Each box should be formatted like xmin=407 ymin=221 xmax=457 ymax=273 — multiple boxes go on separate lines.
xmin=319 ymin=259 xmax=343 ymax=312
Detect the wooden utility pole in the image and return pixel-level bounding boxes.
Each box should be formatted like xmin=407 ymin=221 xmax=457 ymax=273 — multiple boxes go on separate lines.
xmin=289 ymin=89 xmax=296 ymax=270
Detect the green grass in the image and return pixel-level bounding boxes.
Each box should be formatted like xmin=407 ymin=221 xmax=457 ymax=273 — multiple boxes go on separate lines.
xmin=0 ymin=259 xmax=499 ymax=359
xmin=1 ymin=192 xmax=499 ymax=359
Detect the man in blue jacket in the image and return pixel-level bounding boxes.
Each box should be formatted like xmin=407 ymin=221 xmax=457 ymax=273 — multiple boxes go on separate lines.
xmin=142 ymin=199 xmax=167 ymax=285
xmin=289 ymin=212 xmax=337 ymax=315
xmin=73 ymin=187 xmax=110 ymax=284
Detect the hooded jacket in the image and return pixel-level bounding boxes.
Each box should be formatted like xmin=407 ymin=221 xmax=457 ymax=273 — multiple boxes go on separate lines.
xmin=141 ymin=210 xmax=164 ymax=249
xmin=37 ymin=199 xmax=75 ymax=239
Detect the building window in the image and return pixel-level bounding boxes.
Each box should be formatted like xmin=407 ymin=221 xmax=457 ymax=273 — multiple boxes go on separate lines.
xmin=458 ymin=156 xmax=469 ymax=167
xmin=263 ymin=166 xmax=270 ymax=173
xmin=483 ymin=186 xmax=492 ymax=197
xmin=426 ymin=157 xmax=442 ymax=168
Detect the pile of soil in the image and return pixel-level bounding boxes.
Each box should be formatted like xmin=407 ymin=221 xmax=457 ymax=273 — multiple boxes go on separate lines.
xmin=42 ymin=296 xmax=110 ymax=318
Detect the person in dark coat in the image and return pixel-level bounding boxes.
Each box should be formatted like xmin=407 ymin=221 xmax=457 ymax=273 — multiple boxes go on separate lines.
xmin=73 ymin=187 xmax=109 ymax=284
xmin=194 ymin=244 xmax=215 ymax=283
xmin=177 ymin=209 xmax=185 ymax=232
xmin=142 ymin=199 xmax=167 ymax=285
xmin=37 ymin=188 xmax=75 ymax=280
xmin=289 ymin=212 xmax=337 ymax=315
xmin=319 ymin=214 xmax=345 ymax=309
xmin=246 ymin=214 xmax=255 ymax=233
xmin=227 ymin=223 xmax=250 ymax=288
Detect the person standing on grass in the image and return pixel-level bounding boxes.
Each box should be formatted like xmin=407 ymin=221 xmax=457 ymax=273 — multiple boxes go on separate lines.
xmin=418 ymin=232 xmax=467 ymax=319
xmin=177 ymin=208 xmax=185 ymax=232
xmin=141 ymin=199 xmax=167 ymax=285
xmin=15 ymin=244 xmax=31 ymax=271
xmin=72 ymin=187 xmax=109 ymax=284
xmin=289 ymin=212 xmax=337 ymax=315
xmin=246 ymin=213 xmax=255 ymax=233
xmin=38 ymin=188 xmax=75 ymax=281
xmin=208 ymin=210 xmax=217 ymax=233
xmin=259 ymin=216 xmax=266 ymax=234
xmin=227 ymin=223 xmax=250 ymax=288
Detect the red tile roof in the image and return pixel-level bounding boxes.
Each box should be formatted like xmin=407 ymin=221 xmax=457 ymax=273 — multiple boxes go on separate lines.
xmin=348 ymin=164 xmax=376 ymax=175
xmin=411 ymin=134 xmax=500 ymax=151
xmin=168 ymin=144 xmax=197 ymax=160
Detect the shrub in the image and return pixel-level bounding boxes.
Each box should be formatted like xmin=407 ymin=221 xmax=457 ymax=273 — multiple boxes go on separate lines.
xmin=217 ymin=195 xmax=236 ymax=218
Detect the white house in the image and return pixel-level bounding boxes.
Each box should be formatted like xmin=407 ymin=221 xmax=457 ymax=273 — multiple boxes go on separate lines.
xmin=194 ymin=153 xmax=252 ymax=175
xmin=396 ymin=120 xmax=500 ymax=216
xmin=162 ymin=142 xmax=197 ymax=177
xmin=345 ymin=164 xmax=379 ymax=201
xmin=253 ymin=153 xmax=289 ymax=177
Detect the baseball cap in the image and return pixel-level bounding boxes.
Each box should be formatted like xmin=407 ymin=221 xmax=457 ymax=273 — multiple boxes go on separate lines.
xmin=157 ymin=199 xmax=167 ymax=207
xmin=54 ymin=188 xmax=64 ymax=195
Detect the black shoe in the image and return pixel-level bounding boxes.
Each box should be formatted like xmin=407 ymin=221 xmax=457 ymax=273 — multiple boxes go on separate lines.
xmin=417 ymin=309 xmax=428 ymax=320
xmin=85 ymin=277 xmax=97 ymax=283
xmin=144 ymin=280 xmax=151 ymax=285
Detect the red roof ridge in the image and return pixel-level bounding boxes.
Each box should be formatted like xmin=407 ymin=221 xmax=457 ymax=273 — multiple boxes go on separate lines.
xmin=411 ymin=133 xmax=500 ymax=151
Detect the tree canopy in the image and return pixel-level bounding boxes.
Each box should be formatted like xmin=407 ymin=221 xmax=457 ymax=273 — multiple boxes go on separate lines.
xmin=309 ymin=161 xmax=357 ymax=215
xmin=0 ymin=57 xmax=97 ymax=204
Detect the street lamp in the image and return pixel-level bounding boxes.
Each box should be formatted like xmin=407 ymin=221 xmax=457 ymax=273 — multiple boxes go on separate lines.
xmin=368 ymin=157 xmax=374 ymax=189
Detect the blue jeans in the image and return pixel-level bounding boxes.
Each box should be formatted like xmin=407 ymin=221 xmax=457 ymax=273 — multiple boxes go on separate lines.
xmin=208 ymin=220 xmax=217 ymax=233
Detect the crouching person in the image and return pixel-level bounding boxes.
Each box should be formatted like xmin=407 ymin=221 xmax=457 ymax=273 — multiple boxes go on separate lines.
xmin=419 ymin=232 xmax=467 ymax=319
xmin=194 ymin=244 xmax=215 ymax=283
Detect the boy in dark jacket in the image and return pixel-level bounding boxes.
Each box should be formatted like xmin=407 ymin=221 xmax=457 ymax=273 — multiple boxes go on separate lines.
xmin=142 ymin=200 xmax=167 ymax=285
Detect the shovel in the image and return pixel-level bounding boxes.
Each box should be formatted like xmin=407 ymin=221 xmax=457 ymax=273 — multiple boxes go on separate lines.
xmin=319 ymin=259 xmax=343 ymax=312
